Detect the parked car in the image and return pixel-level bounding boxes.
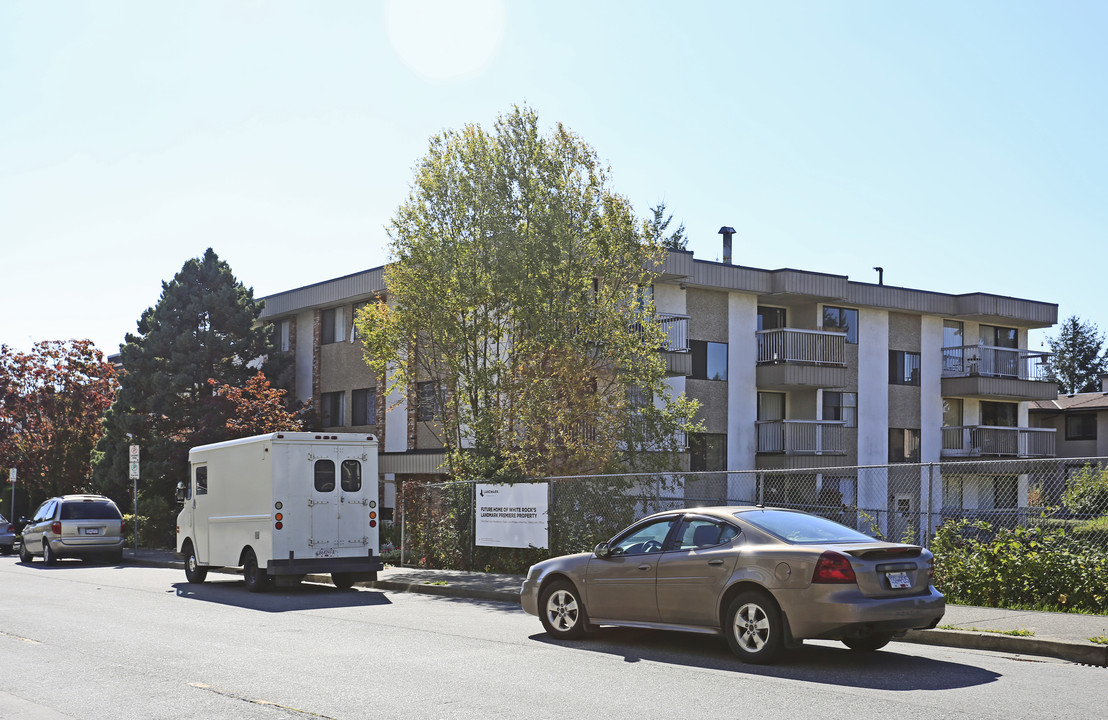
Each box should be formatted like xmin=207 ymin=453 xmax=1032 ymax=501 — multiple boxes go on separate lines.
xmin=18 ymin=495 xmax=125 ymax=565
xmin=0 ymin=513 xmax=15 ymax=555
xmin=520 ymin=506 xmax=945 ymax=664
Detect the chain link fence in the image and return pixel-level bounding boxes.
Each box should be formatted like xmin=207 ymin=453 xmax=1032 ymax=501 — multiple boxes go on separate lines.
xmin=389 ymin=457 xmax=1108 ymax=576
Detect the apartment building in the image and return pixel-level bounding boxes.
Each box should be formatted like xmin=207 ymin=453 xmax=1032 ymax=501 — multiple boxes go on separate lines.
xmin=259 ymin=240 xmax=1058 ymax=528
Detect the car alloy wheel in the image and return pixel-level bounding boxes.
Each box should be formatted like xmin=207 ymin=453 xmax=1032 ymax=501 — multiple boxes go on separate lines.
xmin=725 ymin=590 xmax=784 ymax=664
xmin=42 ymin=541 xmax=57 ymax=566
xmin=540 ymin=580 xmax=587 ymax=639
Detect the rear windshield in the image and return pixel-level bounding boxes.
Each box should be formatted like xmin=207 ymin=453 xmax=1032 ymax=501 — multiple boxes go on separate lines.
xmin=738 ymin=509 xmax=876 ymax=544
xmin=61 ymin=501 xmax=122 ymax=521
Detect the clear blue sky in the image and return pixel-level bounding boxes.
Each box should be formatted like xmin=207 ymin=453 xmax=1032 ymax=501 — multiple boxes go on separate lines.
xmin=2 ymin=1 xmax=1105 ymax=355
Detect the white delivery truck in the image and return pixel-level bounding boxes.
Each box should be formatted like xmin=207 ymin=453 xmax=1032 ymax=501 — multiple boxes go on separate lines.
xmin=175 ymin=432 xmax=384 ymax=592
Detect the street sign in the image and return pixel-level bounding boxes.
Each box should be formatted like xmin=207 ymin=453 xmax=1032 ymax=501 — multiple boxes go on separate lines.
xmin=7 ymin=468 xmax=14 ymax=485
xmin=129 ymin=445 xmax=140 ymax=461
xmin=129 ymin=445 xmax=140 ymax=480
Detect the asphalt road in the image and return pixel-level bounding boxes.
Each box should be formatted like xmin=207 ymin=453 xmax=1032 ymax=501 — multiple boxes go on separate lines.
xmin=1 ymin=557 xmax=1104 ymax=720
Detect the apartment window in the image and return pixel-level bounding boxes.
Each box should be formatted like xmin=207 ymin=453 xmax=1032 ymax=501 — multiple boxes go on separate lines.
xmin=417 ymin=381 xmax=440 ymax=422
xmin=689 ymin=433 xmax=727 ymax=472
xmin=757 ymin=306 xmax=787 ymax=331
xmin=758 ymin=391 xmax=785 ymax=421
xmin=1066 ymin=413 xmax=1097 ymax=441
xmin=981 ymin=401 xmax=1017 ymax=427
xmin=943 ymin=320 xmax=963 ymax=348
xmin=278 ymin=319 xmax=292 ymax=352
xmin=980 ymin=325 xmax=1017 ymax=349
xmin=942 ymin=475 xmax=962 ymax=510
xmin=320 ymin=391 xmax=345 ymax=427
xmin=321 ymin=307 xmax=346 ymax=345
xmin=889 ymin=428 xmax=921 ymax=463
xmin=352 ymin=388 xmax=377 ymax=426
xmin=823 ymin=306 xmax=858 ymax=344
xmin=690 ymin=340 xmax=728 ymax=381
xmin=352 ymin=301 xmax=370 ymax=340
xmin=889 ymin=350 xmax=921 ymax=386
xmin=942 ymin=398 xmax=964 ymax=450
xmin=822 ymin=391 xmax=857 ymax=427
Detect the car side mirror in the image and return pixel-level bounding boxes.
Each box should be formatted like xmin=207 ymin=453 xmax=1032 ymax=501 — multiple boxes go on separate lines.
xmin=175 ymin=481 xmax=187 ymax=503
xmin=594 ymin=542 xmax=611 ymax=559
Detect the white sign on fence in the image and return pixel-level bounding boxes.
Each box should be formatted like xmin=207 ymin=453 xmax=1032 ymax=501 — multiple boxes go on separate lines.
xmin=475 ymin=483 xmax=548 ymax=549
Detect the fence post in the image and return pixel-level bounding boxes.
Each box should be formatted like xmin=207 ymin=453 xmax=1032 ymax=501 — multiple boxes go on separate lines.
xmin=399 ymin=479 xmax=406 ymax=567
xmin=925 ymin=463 xmax=934 ymax=549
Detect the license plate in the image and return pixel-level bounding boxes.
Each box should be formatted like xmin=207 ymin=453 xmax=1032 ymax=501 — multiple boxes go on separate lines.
xmin=83 ymin=528 xmax=100 ymax=536
xmin=886 ymin=571 xmax=911 ymax=589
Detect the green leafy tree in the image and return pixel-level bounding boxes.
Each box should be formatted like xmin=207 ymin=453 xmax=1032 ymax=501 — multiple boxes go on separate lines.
xmin=0 ymin=340 xmax=118 ymax=515
xmin=357 ymin=105 xmax=700 ymax=481
xmin=1061 ymin=463 xmax=1108 ymax=517
xmin=93 ymin=249 xmax=274 ymax=517
xmin=646 ymin=201 xmax=687 ymax=251
xmin=1046 ymin=315 xmax=1108 ymax=394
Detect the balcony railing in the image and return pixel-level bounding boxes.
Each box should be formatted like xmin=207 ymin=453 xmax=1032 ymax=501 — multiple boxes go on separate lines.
xmin=655 ymin=313 xmax=690 ymax=352
xmin=757 ymin=328 xmax=846 ymax=366
xmin=756 ymin=420 xmax=846 ymax=455
xmin=941 ymin=425 xmax=1056 ymax=458
xmin=941 ymin=345 xmax=1053 ymax=382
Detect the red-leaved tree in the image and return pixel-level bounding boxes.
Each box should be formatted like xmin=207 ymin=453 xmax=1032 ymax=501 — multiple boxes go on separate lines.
xmin=211 ymin=372 xmax=308 ymax=436
xmin=0 ymin=340 xmax=118 ymax=513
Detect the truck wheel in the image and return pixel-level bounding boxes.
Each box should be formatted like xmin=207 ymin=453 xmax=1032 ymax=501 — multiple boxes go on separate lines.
xmin=332 ymin=573 xmax=355 ymax=590
xmin=184 ymin=544 xmax=207 ymax=584
xmin=243 ymin=549 xmax=270 ymax=593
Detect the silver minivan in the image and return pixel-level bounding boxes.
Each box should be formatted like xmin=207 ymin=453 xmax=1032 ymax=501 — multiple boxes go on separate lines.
xmin=19 ymin=495 xmax=125 ymax=565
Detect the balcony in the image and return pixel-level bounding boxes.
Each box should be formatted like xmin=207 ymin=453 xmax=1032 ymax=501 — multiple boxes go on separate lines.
xmin=941 ymin=425 xmax=1056 ymax=458
xmin=941 ymin=345 xmax=1057 ymax=401
xmin=756 ymin=419 xmax=846 ymax=455
xmin=655 ymin=313 xmax=690 ymax=376
xmin=756 ymin=328 xmax=848 ymax=389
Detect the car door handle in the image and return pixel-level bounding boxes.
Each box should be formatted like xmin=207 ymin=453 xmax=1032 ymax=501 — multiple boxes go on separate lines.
xmin=638 ymin=564 xmax=651 ymax=571
xmin=708 ymin=559 xmax=724 ymax=565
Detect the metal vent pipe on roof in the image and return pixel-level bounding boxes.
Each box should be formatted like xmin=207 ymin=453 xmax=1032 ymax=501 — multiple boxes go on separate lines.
xmin=719 ymin=226 xmax=735 ymax=264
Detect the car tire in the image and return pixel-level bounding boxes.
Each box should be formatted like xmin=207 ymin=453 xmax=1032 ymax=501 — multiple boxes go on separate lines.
xmin=332 ymin=573 xmax=355 ymax=590
xmin=42 ymin=541 xmax=57 ymax=566
xmin=19 ymin=541 xmax=33 ymax=563
xmin=184 ymin=544 xmax=207 ymax=584
xmin=725 ymin=590 xmax=784 ymax=664
xmin=842 ymin=632 xmax=893 ymax=652
xmin=539 ymin=580 xmax=588 ymax=640
xmin=242 ymin=549 xmax=270 ymax=593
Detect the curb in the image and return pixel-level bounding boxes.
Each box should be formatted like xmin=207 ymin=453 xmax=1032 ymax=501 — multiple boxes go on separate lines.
xmin=900 ymin=628 xmax=1108 ymax=667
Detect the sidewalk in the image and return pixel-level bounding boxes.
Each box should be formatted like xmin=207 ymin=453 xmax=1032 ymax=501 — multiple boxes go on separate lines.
xmin=127 ymin=548 xmax=1108 ymax=666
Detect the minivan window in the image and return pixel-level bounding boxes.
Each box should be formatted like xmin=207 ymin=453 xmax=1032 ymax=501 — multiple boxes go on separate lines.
xmin=61 ymin=501 xmax=122 ymax=521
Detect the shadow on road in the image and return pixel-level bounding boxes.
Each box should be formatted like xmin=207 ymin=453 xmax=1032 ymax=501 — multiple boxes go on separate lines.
xmin=172 ymin=580 xmax=393 ymax=613
xmin=529 ymin=627 xmax=1002 ymax=690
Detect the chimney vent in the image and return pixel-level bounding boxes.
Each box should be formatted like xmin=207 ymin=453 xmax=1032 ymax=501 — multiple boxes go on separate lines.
xmin=718 ymin=226 xmax=736 ymax=264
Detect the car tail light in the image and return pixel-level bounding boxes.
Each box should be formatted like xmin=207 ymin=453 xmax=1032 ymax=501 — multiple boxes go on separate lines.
xmin=812 ymin=551 xmax=857 ymax=584
xmin=51 ymin=521 xmax=62 ymax=535
xmin=121 ymin=519 xmax=127 ymax=535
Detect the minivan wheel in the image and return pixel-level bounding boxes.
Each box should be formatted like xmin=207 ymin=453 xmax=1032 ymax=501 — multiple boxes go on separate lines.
xmin=184 ymin=544 xmax=207 ymax=584
xmin=19 ymin=541 xmax=33 ymax=563
xmin=242 ymin=549 xmax=270 ymax=593
xmin=725 ymin=590 xmax=784 ymax=664
xmin=42 ymin=541 xmax=57 ymax=566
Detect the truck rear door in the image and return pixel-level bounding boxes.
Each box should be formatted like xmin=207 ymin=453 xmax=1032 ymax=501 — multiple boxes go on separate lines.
xmin=309 ymin=446 xmax=369 ymax=554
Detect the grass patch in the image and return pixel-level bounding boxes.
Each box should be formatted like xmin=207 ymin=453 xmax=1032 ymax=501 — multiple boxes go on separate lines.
xmin=938 ymin=625 xmax=1035 ymax=637
xmin=1089 ymin=636 xmax=1108 ymax=645
xmin=422 ymin=580 xmax=448 ymax=586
